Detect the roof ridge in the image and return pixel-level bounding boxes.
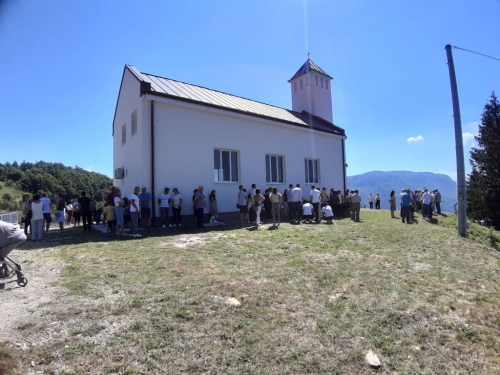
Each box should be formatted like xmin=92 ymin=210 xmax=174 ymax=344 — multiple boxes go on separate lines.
xmin=140 ymin=70 xmax=305 ymax=115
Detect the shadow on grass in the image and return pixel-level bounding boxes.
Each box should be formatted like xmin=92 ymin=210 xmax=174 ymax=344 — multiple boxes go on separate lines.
xmin=17 ymin=221 xmax=257 ymax=249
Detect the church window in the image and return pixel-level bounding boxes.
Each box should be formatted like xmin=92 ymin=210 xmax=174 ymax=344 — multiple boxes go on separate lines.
xmin=131 ymin=110 xmax=137 ymax=136
xmin=300 ymin=79 xmax=303 ymax=90
xmin=294 ymin=82 xmax=297 ymax=92
xmin=306 ymin=76 xmax=309 ymax=87
xmin=214 ymin=149 xmax=239 ymax=182
xmin=321 ymin=77 xmax=324 ymax=88
xmin=122 ymin=123 xmax=126 ymax=145
xmin=265 ymin=154 xmax=284 ymax=184
xmin=315 ymin=76 xmax=318 ymax=86
xmin=325 ymin=80 xmax=328 ymax=90
xmin=305 ymin=158 xmax=320 ymax=183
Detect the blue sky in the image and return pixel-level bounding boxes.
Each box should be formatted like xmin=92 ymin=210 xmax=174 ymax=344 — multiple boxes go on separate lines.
xmin=1 ymin=0 xmax=499 ymax=180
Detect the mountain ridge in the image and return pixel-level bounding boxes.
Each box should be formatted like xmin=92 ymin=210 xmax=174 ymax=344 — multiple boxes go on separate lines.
xmin=347 ymin=171 xmax=457 ymax=212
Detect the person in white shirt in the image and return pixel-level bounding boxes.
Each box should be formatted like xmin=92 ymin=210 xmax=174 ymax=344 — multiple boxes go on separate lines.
xmin=158 ymin=187 xmax=172 ymax=228
xmin=421 ymin=188 xmax=432 ymax=219
xmin=30 ymin=194 xmax=44 ymax=241
xmin=250 ymin=184 xmax=257 ymax=199
xmin=367 ymin=193 xmax=375 ymax=209
xmin=290 ymin=184 xmax=303 ymax=223
xmin=309 ymin=185 xmax=321 ymax=223
xmin=171 ymin=188 xmax=183 ymax=227
xmin=129 ymin=187 xmax=141 ymax=237
xmin=40 ymin=193 xmax=52 ymax=234
xmin=350 ymin=190 xmax=362 ymax=222
xmin=302 ymin=201 xmax=314 ymax=222
xmin=321 ymin=204 xmax=334 ymax=224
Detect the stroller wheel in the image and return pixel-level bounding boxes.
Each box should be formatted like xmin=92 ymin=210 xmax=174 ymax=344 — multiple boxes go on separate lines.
xmin=17 ymin=277 xmax=28 ymax=287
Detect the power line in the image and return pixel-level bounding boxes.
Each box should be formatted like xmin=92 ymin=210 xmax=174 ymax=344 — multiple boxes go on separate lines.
xmin=451 ymin=45 xmax=500 ymax=63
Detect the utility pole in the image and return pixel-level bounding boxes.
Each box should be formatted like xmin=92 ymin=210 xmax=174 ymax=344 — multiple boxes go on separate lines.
xmin=445 ymin=44 xmax=467 ymax=237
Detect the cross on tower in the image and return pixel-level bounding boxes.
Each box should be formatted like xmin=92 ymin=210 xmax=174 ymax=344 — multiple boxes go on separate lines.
xmin=307 ymin=52 xmax=311 ymax=60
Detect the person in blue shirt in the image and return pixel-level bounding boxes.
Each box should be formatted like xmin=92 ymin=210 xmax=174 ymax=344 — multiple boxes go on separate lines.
xmin=139 ymin=187 xmax=152 ymax=229
xmin=401 ymin=189 xmax=412 ymax=224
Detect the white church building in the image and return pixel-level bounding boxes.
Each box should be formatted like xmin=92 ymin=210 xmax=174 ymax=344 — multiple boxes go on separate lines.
xmin=112 ymin=59 xmax=347 ymax=222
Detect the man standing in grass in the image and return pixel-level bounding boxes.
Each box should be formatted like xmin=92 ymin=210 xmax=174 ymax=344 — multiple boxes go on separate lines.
xmin=139 ymin=187 xmax=151 ymax=229
xmin=78 ymin=191 xmax=92 ymax=232
xmin=40 ymin=193 xmax=52 ymax=234
xmin=237 ymin=185 xmax=249 ymax=224
xmin=290 ymin=184 xmax=303 ymax=224
xmin=421 ymin=188 xmax=432 ymax=219
xmin=434 ymin=189 xmax=442 ymax=215
xmin=286 ymin=184 xmax=294 ymax=220
xmin=158 ymin=188 xmax=172 ymax=228
xmin=401 ymin=189 xmax=412 ymax=224
xmin=129 ymin=187 xmax=142 ymax=237
xmin=350 ymin=190 xmax=361 ymax=222
xmin=194 ymin=185 xmax=207 ymax=229
xmin=310 ymin=185 xmax=321 ymax=224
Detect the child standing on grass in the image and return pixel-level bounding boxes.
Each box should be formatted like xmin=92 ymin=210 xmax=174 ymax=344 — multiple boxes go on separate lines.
xmin=103 ymin=203 xmax=116 ymax=235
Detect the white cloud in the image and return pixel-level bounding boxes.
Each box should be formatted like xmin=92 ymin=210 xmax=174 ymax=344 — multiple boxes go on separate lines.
xmin=84 ymin=165 xmax=93 ymax=172
xmin=407 ymin=135 xmax=424 ymax=142
xmin=466 ymin=121 xmax=480 ymax=133
xmin=462 ymin=132 xmax=476 ymax=144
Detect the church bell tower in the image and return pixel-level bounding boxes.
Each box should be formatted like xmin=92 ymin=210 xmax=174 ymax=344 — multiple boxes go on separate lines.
xmin=288 ymin=58 xmax=333 ymax=123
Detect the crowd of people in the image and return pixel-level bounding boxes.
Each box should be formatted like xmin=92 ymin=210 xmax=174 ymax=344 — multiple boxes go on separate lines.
xmin=17 ymin=184 xmax=443 ymax=239
xmin=20 ymin=192 xmax=98 ymax=241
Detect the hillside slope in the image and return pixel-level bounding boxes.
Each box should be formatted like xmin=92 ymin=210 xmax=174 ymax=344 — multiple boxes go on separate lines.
xmin=347 ymin=171 xmax=457 ymax=212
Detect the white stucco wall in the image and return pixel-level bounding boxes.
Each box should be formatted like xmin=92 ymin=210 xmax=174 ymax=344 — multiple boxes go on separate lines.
xmin=144 ymin=96 xmax=345 ymax=216
xmin=290 ymin=71 xmax=333 ymax=123
xmin=113 ymin=69 xmax=150 ymax=197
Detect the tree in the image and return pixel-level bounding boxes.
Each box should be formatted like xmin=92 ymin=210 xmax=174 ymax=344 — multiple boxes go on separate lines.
xmin=467 ymin=92 xmax=500 ymax=229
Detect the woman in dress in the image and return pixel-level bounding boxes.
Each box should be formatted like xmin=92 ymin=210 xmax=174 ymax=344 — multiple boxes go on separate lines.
xmin=30 ymin=194 xmax=44 ymax=241
xmin=114 ymin=189 xmax=125 ymax=236
xmin=389 ymin=190 xmax=397 ymax=218
xmin=65 ymin=201 xmax=73 ymax=225
xmin=252 ymin=188 xmax=266 ymax=226
xmin=208 ymin=190 xmax=218 ymax=219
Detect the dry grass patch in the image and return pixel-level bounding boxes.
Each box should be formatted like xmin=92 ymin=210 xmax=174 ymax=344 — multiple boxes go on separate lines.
xmin=3 ymin=210 xmax=500 ymax=374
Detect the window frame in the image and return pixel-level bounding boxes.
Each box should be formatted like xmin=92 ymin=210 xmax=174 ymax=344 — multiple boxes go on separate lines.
xmin=121 ymin=123 xmax=126 ymax=145
xmin=265 ymin=154 xmax=285 ymax=184
xmin=305 ymin=158 xmax=320 ymax=184
xmin=131 ymin=110 xmax=137 ymax=136
xmin=214 ymin=148 xmax=239 ymax=183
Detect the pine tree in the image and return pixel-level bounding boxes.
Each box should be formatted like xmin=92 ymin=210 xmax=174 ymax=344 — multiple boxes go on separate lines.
xmin=467 ymin=92 xmax=500 ymax=229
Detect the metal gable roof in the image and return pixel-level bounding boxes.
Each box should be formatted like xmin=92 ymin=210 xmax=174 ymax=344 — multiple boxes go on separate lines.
xmin=288 ymin=59 xmax=333 ymax=82
xmin=124 ymin=65 xmax=345 ymax=136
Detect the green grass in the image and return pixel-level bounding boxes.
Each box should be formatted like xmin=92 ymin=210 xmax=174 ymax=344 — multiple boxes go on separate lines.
xmin=9 ymin=210 xmax=500 ymax=374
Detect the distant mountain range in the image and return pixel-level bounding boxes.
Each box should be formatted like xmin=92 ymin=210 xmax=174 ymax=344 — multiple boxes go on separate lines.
xmin=347 ymin=171 xmax=457 ymax=212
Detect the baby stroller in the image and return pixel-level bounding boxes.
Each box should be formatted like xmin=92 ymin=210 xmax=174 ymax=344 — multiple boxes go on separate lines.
xmin=0 ymin=221 xmax=28 ymax=290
